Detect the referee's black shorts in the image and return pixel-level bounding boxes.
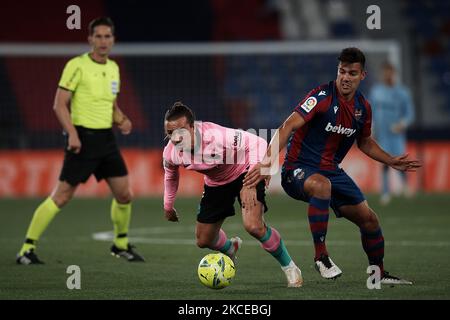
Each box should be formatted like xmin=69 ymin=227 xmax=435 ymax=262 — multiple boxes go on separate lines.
xmin=59 ymin=126 xmax=128 ymax=186
xmin=197 ymin=172 xmax=268 ymax=224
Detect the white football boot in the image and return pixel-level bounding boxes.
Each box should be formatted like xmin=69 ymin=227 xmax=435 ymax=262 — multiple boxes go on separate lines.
xmin=314 ymin=254 xmax=342 ymax=279
xmin=380 ymin=271 xmax=413 ymax=285
xmin=228 ymin=236 xmax=242 ymax=263
xmin=282 ymin=262 xmax=303 ymax=287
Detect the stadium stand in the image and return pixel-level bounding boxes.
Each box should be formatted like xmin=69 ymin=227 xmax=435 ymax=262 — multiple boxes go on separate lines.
xmin=0 ymin=0 xmax=449 ymax=151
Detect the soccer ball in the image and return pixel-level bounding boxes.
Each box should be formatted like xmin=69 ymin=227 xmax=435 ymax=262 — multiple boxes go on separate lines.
xmin=197 ymin=253 xmax=235 ymax=289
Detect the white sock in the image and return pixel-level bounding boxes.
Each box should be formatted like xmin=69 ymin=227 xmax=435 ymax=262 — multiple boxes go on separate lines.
xmin=281 ymin=260 xmax=296 ymax=271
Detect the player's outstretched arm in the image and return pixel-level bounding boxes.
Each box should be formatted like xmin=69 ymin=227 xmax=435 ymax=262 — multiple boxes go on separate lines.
xmin=113 ymin=100 xmax=132 ymax=135
xmin=243 ymin=112 xmax=305 ymax=187
xmin=163 ymin=158 xmax=180 ymax=222
xmin=357 ymin=136 xmax=421 ymax=171
xmin=53 ymin=88 xmax=81 ymax=154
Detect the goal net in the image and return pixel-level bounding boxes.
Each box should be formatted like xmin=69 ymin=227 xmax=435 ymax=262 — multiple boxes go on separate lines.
xmin=0 ymin=40 xmax=401 ymax=149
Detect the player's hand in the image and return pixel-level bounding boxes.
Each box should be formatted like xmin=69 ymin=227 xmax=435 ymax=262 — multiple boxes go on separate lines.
xmin=67 ymin=134 xmax=81 ymax=154
xmin=241 ymin=186 xmax=257 ymax=211
xmin=164 ymin=208 xmax=179 ymax=222
xmin=243 ymin=163 xmax=269 ymax=188
xmin=388 ymin=154 xmax=422 ymax=172
xmin=118 ymin=118 xmax=132 ymax=135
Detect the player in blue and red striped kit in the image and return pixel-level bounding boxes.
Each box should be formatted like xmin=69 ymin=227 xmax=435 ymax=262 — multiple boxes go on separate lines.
xmin=244 ymin=48 xmax=421 ymax=285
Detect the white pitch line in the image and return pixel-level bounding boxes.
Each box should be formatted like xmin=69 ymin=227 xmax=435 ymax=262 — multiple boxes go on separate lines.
xmin=92 ymin=227 xmax=450 ymax=247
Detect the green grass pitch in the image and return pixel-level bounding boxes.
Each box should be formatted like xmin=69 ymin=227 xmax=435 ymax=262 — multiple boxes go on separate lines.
xmin=1 ymin=194 xmax=449 ymax=300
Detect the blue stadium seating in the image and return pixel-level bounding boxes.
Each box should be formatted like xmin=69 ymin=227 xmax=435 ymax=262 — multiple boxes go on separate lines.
xmin=403 ymin=0 xmax=450 ymax=112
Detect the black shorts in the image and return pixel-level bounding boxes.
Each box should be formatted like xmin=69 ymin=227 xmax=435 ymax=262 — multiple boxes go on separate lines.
xmin=59 ymin=126 xmax=128 ymax=186
xmin=197 ymin=173 xmax=268 ymax=224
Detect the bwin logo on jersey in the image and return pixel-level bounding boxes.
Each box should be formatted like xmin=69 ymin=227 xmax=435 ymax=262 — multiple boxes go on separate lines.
xmin=325 ymin=122 xmax=356 ymax=137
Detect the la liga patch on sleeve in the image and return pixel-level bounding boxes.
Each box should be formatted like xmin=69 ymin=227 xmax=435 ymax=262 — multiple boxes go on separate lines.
xmin=300 ymin=97 xmax=317 ymax=113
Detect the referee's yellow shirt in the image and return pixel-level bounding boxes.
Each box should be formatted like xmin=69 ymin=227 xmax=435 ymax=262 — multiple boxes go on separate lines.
xmin=58 ymin=53 xmax=120 ymax=129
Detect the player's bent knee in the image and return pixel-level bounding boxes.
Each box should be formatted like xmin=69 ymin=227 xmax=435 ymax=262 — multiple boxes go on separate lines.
xmin=305 ymin=174 xmax=331 ymax=197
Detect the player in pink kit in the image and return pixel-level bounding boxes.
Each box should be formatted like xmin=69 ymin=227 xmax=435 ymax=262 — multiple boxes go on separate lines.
xmin=163 ymin=102 xmax=303 ymax=287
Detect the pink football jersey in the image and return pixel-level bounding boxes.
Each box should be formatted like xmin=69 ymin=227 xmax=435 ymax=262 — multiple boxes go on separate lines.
xmin=163 ymin=121 xmax=267 ymax=210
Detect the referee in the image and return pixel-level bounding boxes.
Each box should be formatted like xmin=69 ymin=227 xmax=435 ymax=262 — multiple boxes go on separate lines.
xmin=17 ymin=17 xmax=144 ymax=264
